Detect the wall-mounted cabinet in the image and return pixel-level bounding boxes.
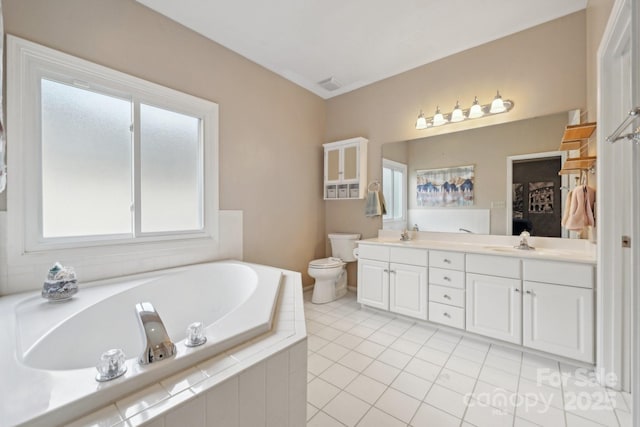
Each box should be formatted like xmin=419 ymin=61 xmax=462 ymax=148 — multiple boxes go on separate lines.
xmin=323 ymin=137 xmax=367 ymax=199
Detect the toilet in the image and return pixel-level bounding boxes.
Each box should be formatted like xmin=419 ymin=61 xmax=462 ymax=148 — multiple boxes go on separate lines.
xmin=308 ymin=233 xmax=361 ymax=304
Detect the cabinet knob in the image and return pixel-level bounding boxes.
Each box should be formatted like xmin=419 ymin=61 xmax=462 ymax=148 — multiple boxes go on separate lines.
xmin=443 ymin=312 xmax=451 ymax=318
xmin=384 ymin=269 xmax=389 ymax=273
xmin=525 ymin=290 xmax=533 ymax=295
xmin=390 ymin=270 xmax=396 ymax=274
xmin=443 ymin=259 xmax=451 ymax=264
xmin=443 ymin=294 xmax=451 ymax=300
xmin=514 ymin=288 xmax=520 ymax=293
xmin=443 ymin=276 xmax=451 ymax=281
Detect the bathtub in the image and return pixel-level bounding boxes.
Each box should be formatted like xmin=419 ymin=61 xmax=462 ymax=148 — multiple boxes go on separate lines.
xmin=0 ymin=261 xmax=283 ymax=427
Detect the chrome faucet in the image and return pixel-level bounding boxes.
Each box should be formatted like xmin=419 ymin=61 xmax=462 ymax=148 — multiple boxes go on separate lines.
xmin=135 ymin=302 xmax=176 ymax=365
xmin=515 ymin=230 xmax=535 ymax=250
xmin=400 ymin=229 xmax=411 ymax=241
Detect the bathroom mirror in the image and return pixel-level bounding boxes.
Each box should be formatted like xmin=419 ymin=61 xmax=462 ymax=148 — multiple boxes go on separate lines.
xmin=382 ymin=111 xmax=578 ymax=237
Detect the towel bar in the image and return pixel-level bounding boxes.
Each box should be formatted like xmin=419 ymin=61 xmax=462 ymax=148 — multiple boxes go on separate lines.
xmin=606 ymin=106 xmax=640 ymax=143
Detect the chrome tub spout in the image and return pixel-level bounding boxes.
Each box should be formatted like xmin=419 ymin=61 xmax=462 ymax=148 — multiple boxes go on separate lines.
xmin=135 ymin=302 xmax=176 ymax=365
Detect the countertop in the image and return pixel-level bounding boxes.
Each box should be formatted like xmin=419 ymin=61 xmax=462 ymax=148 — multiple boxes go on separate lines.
xmin=358 ymin=231 xmax=596 ymax=264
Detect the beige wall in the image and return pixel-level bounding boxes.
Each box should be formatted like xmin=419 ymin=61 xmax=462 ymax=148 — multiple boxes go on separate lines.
xmin=400 ymin=113 xmax=568 ymax=234
xmin=586 ymin=0 xmax=615 ymax=124
xmin=325 ymin=11 xmax=588 ymax=248
xmin=2 ymin=0 xmax=327 ymax=285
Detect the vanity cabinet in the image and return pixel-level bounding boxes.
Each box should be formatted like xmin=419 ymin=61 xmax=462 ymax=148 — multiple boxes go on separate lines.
xmin=522 ymin=260 xmax=594 ymax=363
xmin=465 ymin=254 xmax=522 ymax=344
xmin=323 ymin=137 xmax=368 ymax=200
xmin=357 ymin=244 xmax=428 ymax=319
xmin=357 ymin=258 xmax=389 ymax=310
xmin=356 ymin=241 xmax=596 ymax=364
xmin=428 ymin=250 xmax=465 ymax=329
xmin=466 ymin=273 xmax=522 ymax=344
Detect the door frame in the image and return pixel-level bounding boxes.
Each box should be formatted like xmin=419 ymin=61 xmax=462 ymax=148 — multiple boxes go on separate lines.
xmin=506 ymin=151 xmax=568 ymax=237
xmin=597 ymin=0 xmax=638 ymax=415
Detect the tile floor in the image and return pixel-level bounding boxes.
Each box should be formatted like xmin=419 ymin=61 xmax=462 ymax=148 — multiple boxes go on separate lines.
xmin=304 ymin=291 xmax=632 ymax=427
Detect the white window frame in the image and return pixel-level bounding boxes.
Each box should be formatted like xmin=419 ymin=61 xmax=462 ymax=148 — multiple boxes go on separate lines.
xmin=382 ymin=158 xmax=407 ymax=227
xmin=6 ymin=35 xmax=219 ymax=262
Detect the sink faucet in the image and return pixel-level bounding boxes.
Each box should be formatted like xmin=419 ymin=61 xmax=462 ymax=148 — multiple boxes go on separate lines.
xmin=515 ymin=230 xmax=535 ymax=250
xmin=135 ymin=302 xmax=176 ymax=364
xmin=400 ymin=229 xmax=411 ymax=241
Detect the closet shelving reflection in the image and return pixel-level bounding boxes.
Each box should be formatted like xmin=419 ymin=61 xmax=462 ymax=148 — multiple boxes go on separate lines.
xmin=558 ymin=122 xmax=597 ymax=175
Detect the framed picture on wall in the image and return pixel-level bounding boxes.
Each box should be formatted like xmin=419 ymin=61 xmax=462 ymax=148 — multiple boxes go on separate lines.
xmin=416 ymin=165 xmax=474 ymax=207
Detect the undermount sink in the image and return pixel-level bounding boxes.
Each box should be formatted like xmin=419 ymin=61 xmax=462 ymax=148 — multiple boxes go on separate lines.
xmin=483 ymin=245 xmax=533 ymax=253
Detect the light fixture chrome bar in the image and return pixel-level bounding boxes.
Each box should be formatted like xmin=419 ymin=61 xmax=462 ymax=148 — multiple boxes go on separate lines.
xmin=415 ymin=97 xmax=514 ymax=130
xmin=606 ymin=107 xmax=640 ymax=143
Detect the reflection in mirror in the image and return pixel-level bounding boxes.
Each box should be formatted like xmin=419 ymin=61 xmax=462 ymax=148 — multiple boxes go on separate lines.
xmin=382 ymin=112 xmax=579 ymax=238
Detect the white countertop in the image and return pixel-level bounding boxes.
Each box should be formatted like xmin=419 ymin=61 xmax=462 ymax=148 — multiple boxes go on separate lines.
xmin=358 ymin=231 xmax=596 ymax=264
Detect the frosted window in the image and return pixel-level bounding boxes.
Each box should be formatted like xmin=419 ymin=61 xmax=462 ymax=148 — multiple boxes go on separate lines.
xmin=383 ymin=167 xmax=393 ymax=220
xmin=140 ymin=104 xmax=202 ymax=233
xmin=393 ymin=169 xmax=403 ymax=220
xmin=41 ymin=79 xmax=132 ymax=237
xmin=382 ymin=160 xmax=407 ymax=222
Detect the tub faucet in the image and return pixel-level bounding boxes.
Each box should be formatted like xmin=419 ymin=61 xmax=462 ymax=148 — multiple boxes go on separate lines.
xmin=135 ymin=302 xmax=176 ymax=365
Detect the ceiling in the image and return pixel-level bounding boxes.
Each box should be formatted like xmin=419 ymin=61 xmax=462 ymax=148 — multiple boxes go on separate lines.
xmin=135 ymin=0 xmax=588 ymax=99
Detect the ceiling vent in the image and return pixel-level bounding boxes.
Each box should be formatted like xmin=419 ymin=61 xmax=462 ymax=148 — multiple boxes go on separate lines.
xmin=317 ymin=76 xmax=342 ymax=91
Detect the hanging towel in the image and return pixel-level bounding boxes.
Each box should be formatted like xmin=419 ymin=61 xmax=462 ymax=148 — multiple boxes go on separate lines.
xmin=365 ymin=190 xmax=387 ymax=217
xmin=563 ymin=185 xmax=596 ymax=230
xmin=561 ymin=189 xmax=573 ymax=227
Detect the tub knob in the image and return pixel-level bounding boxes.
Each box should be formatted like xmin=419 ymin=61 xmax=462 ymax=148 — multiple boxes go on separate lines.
xmin=95 ymin=348 xmax=127 ymax=382
xmin=185 ymin=322 xmax=207 ymax=347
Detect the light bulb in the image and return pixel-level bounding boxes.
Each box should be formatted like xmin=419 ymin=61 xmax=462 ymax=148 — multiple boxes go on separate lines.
xmin=490 ymin=90 xmax=506 ymax=114
xmin=415 ymin=111 xmax=428 ymax=130
xmin=450 ymin=101 xmax=465 ymax=122
xmin=468 ymin=96 xmax=484 ymax=119
xmin=432 ymin=106 xmax=448 ymax=126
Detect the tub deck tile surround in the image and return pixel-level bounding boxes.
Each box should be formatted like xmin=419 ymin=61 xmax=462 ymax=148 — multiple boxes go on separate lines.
xmin=304 ymin=291 xmax=630 ymax=427
xmin=63 ymin=267 xmax=307 ymax=427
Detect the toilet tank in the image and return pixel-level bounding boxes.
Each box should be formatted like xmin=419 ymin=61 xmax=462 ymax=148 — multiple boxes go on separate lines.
xmin=329 ymin=233 xmax=361 ymax=262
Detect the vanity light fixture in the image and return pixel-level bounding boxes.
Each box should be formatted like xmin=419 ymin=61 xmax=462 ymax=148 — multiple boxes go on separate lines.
xmin=414 ymin=90 xmax=514 ymax=130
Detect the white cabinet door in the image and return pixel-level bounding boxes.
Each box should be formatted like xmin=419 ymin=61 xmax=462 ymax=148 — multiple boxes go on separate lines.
xmin=523 ymin=281 xmax=594 ymax=363
xmin=389 ymin=263 xmax=427 ymax=320
xmin=357 ymin=259 xmax=389 ymax=310
xmin=466 ymin=273 xmax=522 ymax=344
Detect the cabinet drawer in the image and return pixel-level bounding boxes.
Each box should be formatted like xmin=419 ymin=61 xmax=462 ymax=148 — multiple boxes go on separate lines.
xmin=523 ymin=260 xmax=594 ymax=289
xmin=429 ymin=302 xmax=465 ymax=329
xmin=429 ymin=250 xmax=465 ymax=270
xmin=429 ymin=285 xmax=465 ymax=308
xmin=466 ymin=254 xmax=521 ymax=279
xmin=358 ymin=244 xmax=390 ymax=262
xmin=429 ymin=267 xmax=465 ymax=289
xmin=390 ymin=247 xmax=428 ymax=266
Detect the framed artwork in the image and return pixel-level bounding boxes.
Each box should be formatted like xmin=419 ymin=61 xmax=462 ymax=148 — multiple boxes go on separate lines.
xmin=513 ymin=183 xmax=524 ymax=219
xmin=416 ymin=165 xmax=474 ymax=207
xmin=528 ymin=181 xmax=554 ymax=213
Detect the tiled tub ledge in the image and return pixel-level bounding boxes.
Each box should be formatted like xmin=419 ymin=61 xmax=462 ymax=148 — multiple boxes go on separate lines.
xmin=59 ymin=269 xmax=306 ymax=427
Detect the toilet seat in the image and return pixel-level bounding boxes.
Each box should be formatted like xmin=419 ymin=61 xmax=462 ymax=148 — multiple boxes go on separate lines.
xmin=309 ymin=257 xmax=344 ymax=269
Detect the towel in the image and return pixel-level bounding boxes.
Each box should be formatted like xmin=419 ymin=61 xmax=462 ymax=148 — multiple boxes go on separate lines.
xmin=365 ymin=190 xmax=387 ymax=217
xmin=561 ymin=189 xmax=573 ymax=227
xmin=563 ymin=185 xmax=595 ymax=230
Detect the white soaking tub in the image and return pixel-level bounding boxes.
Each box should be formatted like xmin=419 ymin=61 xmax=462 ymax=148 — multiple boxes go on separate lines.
xmin=0 ymin=261 xmax=283 ymax=427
